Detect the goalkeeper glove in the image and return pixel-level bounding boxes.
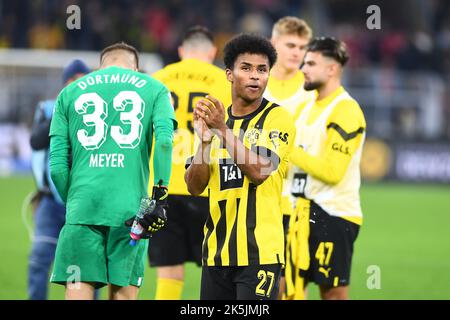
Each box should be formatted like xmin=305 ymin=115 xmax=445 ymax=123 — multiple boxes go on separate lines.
xmin=138 ymin=183 xmax=168 ymax=234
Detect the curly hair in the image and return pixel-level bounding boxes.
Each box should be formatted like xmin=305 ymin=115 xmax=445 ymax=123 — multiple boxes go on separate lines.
xmin=223 ymin=33 xmax=277 ymax=69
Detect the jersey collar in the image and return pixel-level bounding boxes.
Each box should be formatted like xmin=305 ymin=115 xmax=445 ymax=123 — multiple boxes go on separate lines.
xmin=227 ymin=98 xmax=269 ymax=121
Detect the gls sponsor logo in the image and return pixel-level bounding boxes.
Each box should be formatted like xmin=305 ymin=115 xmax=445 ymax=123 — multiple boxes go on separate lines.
xmin=332 ymin=143 xmax=350 ymax=155
xmin=269 ymin=130 xmax=289 ymax=149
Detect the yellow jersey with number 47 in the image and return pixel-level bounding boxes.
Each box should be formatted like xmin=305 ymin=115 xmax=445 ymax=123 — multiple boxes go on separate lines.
xmin=151 ymin=58 xmax=231 ymax=196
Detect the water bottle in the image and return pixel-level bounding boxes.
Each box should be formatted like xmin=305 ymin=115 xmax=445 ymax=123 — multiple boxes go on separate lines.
xmin=129 ymin=198 xmax=155 ymax=246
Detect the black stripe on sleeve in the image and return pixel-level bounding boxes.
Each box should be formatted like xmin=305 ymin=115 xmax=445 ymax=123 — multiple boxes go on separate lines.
xmin=213 ymin=200 xmax=228 ymax=266
xmin=228 ymin=198 xmax=240 ymax=266
xmin=202 ymin=212 xmax=215 ymax=265
xmin=246 ymin=183 xmax=260 ymax=264
xmin=327 ymin=122 xmax=365 ymax=141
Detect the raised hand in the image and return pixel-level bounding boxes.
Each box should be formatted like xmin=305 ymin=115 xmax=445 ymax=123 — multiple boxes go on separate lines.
xmin=195 ymin=95 xmax=227 ymax=132
xmin=193 ymin=108 xmax=214 ymax=143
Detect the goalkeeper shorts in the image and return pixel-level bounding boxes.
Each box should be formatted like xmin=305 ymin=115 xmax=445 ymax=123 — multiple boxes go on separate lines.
xmin=50 ymin=223 xmax=148 ymax=289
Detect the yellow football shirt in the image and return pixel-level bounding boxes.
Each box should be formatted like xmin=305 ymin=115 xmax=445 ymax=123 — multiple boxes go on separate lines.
xmin=203 ymin=98 xmax=296 ymax=266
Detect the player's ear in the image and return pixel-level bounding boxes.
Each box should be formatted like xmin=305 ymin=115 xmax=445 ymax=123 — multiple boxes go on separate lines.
xmin=178 ymin=46 xmax=184 ymax=60
xmin=329 ymin=61 xmax=339 ymax=77
xmin=226 ymin=68 xmax=233 ymax=82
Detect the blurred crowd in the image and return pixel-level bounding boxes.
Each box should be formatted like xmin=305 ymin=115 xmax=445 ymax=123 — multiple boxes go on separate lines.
xmin=0 ymin=0 xmax=449 ymax=141
xmin=1 ymin=0 xmax=449 ymax=75
xmin=0 ymin=0 xmax=449 ymax=177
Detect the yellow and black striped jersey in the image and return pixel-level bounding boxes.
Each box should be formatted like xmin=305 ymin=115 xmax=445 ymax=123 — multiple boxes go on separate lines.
xmin=203 ymin=98 xmax=296 ymax=266
xmin=150 ymin=58 xmax=231 ymax=196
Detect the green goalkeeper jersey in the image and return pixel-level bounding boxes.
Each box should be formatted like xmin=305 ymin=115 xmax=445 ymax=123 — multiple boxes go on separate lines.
xmin=49 ymin=66 xmax=176 ymax=227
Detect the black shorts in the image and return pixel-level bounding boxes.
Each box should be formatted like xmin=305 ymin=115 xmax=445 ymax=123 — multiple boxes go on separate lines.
xmin=301 ymin=202 xmax=360 ymax=287
xmin=200 ymin=264 xmax=282 ymax=300
xmin=148 ymin=195 xmax=208 ymax=267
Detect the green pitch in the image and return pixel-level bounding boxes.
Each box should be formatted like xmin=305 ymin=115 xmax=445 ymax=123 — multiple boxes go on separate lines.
xmin=0 ymin=176 xmax=449 ymax=300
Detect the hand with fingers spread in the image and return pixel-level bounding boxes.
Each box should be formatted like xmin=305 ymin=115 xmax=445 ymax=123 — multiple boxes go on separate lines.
xmin=195 ymin=95 xmax=227 ymax=133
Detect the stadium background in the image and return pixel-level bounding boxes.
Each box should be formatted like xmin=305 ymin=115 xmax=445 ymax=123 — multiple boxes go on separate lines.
xmin=0 ymin=0 xmax=449 ymax=299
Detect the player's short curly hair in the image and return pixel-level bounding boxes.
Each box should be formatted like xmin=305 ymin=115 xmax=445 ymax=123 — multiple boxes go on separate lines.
xmin=223 ymin=33 xmax=277 ymax=70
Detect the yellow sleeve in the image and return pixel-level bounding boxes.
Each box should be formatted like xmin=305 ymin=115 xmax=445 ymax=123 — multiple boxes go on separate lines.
xmin=290 ymin=100 xmax=365 ymax=185
xmin=256 ymin=108 xmax=296 ymax=169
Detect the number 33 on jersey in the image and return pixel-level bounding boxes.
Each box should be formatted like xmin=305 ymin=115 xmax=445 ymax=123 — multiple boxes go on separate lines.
xmin=75 ymin=91 xmax=144 ymax=151
xmin=49 ymin=66 xmax=175 ymax=227
xmin=50 ymin=66 xmax=175 ymax=171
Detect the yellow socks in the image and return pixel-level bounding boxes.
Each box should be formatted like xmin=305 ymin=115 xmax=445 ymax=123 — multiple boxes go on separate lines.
xmin=155 ymin=278 xmax=184 ymax=300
